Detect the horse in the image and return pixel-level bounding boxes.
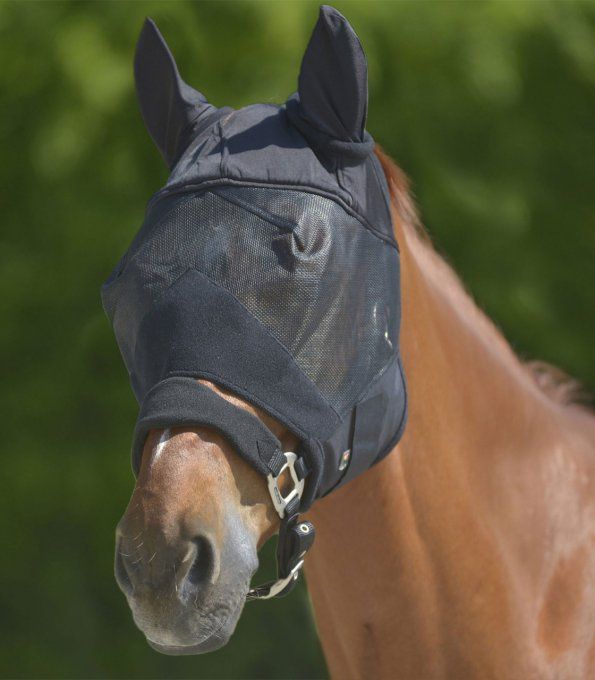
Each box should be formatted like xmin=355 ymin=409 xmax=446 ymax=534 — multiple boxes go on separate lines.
xmin=111 ymin=10 xmax=595 ymax=680
xmin=114 ymin=146 xmax=595 ymax=677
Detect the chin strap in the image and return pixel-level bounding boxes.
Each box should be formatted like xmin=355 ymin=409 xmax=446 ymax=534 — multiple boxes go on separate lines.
xmin=247 ymin=451 xmax=316 ymax=601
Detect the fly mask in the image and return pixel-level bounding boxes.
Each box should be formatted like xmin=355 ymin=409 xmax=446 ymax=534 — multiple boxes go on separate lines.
xmin=102 ymin=5 xmax=407 ymax=599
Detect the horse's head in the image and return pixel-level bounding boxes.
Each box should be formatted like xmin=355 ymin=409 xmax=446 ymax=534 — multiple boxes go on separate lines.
xmin=105 ymin=7 xmax=406 ymax=654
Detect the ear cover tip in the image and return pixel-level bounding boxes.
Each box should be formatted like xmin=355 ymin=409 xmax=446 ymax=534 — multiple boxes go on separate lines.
xmin=137 ymin=17 xmax=163 ymax=48
xmin=142 ymin=16 xmax=161 ymax=33
xmin=134 ymin=17 xmax=174 ymax=81
xmin=136 ymin=20 xmax=154 ymax=60
xmin=319 ymin=5 xmax=347 ymax=23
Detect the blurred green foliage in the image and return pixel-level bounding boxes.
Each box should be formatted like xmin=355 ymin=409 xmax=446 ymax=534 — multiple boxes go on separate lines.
xmin=1 ymin=1 xmax=593 ymax=678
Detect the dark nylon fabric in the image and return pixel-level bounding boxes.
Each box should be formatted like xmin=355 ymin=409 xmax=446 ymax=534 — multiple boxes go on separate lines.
xmin=101 ymin=6 xmax=407 ymax=502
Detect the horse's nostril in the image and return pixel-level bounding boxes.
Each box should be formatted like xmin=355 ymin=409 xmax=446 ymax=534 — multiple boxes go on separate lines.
xmin=115 ymin=539 xmax=134 ymax=596
xmin=186 ymin=536 xmax=214 ymax=587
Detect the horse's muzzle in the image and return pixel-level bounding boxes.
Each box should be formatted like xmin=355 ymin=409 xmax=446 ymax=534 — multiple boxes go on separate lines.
xmin=114 ymin=517 xmax=257 ymax=654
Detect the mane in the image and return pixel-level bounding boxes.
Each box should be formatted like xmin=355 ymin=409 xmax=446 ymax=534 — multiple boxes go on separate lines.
xmin=375 ymin=147 xmax=590 ymax=410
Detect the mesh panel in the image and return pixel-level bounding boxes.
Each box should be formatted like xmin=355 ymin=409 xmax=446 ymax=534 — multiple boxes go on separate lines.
xmin=102 ymin=186 xmax=399 ymax=415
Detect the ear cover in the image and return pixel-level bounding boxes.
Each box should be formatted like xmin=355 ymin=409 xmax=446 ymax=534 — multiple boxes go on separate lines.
xmin=134 ymin=18 xmax=216 ymax=168
xmin=298 ymin=5 xmax=368 ymax=142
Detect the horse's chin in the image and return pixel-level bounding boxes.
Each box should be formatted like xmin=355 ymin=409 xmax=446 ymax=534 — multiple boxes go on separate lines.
xmin=146 ymin=629 xmax=232 ymax=656
xmin=140 ymin=598 xmax=243 ymax=656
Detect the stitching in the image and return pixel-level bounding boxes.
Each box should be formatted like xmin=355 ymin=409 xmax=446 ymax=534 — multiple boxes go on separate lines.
xmin=212 ymin=188 xmax=299 ymax=232
xmin=340 ymin=349 xmax=400 ymax=416
xmin=370 ymin=154 xmax=400 ymax=253
xmin=148 ymin=179 xmax=398 ymax=249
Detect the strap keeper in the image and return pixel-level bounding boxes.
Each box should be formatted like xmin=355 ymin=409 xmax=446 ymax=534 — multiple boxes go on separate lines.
xmin=257 ymin=440 xmax=285 ymax=476
xmin=294 ymin=456 xmax=309 ymax=481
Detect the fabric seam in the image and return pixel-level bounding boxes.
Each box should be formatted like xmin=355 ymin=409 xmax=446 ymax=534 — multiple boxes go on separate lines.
xmin=133 ymin=267 xmax=341 ymax=423
xmin=148 ymin=179 xmax=398 ymax=248
xmin=373 ymin=356 xmax=408 ymax=464
xmin=212 ymin=188 xmax=300 ymax=232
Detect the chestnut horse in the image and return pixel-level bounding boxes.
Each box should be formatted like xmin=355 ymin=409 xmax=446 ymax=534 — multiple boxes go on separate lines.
xmin=115 ymin=149 xmax=595 ymax=678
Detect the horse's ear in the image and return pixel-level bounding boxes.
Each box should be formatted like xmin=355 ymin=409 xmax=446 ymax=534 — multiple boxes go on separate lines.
xmin=134 ymin=18 xmax=214 ymax=168
xmin=298 ymin=5 xmax=368 ymax=143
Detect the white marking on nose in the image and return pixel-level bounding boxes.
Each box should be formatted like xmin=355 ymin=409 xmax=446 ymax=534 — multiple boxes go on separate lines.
xmin=152 ymin=428 xmax=171 ymax=464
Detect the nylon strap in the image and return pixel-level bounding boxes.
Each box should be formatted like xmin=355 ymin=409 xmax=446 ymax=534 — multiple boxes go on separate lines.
xmin=133 ymin=377 xmax=285 ymax=477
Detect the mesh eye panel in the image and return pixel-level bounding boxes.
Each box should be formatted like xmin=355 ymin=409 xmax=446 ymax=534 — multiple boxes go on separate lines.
xmin=102 ymin=186 xmax=399 ymax=415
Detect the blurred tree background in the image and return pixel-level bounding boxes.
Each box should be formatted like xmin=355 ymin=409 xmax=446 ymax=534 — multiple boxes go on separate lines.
xmin=1 ymin=1 xmax=594 ymax=678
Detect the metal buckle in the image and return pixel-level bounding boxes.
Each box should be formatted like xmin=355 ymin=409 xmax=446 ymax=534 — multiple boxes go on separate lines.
xmin=248 ymin=559 xmax=305 ymax=601
xmin=267 ymin=451 xmax=305 ymax=518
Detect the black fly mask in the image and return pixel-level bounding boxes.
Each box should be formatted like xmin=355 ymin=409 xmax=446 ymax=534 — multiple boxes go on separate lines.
xmin=102 ymin=6 xmax=407 ymax=598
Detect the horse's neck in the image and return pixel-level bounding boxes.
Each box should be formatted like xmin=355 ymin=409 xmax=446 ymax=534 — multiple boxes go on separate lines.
xmin=304 ymin=211 xmax=588 ymax=678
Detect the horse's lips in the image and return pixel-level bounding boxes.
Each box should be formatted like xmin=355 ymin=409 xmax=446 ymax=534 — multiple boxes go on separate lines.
xmin=143 ymin=593 xmax=244 ymax=656
xmin=146 ymin=631 xmax=229 ymax=656
xmin=145 ymin=614 xmax=235 ymax=656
